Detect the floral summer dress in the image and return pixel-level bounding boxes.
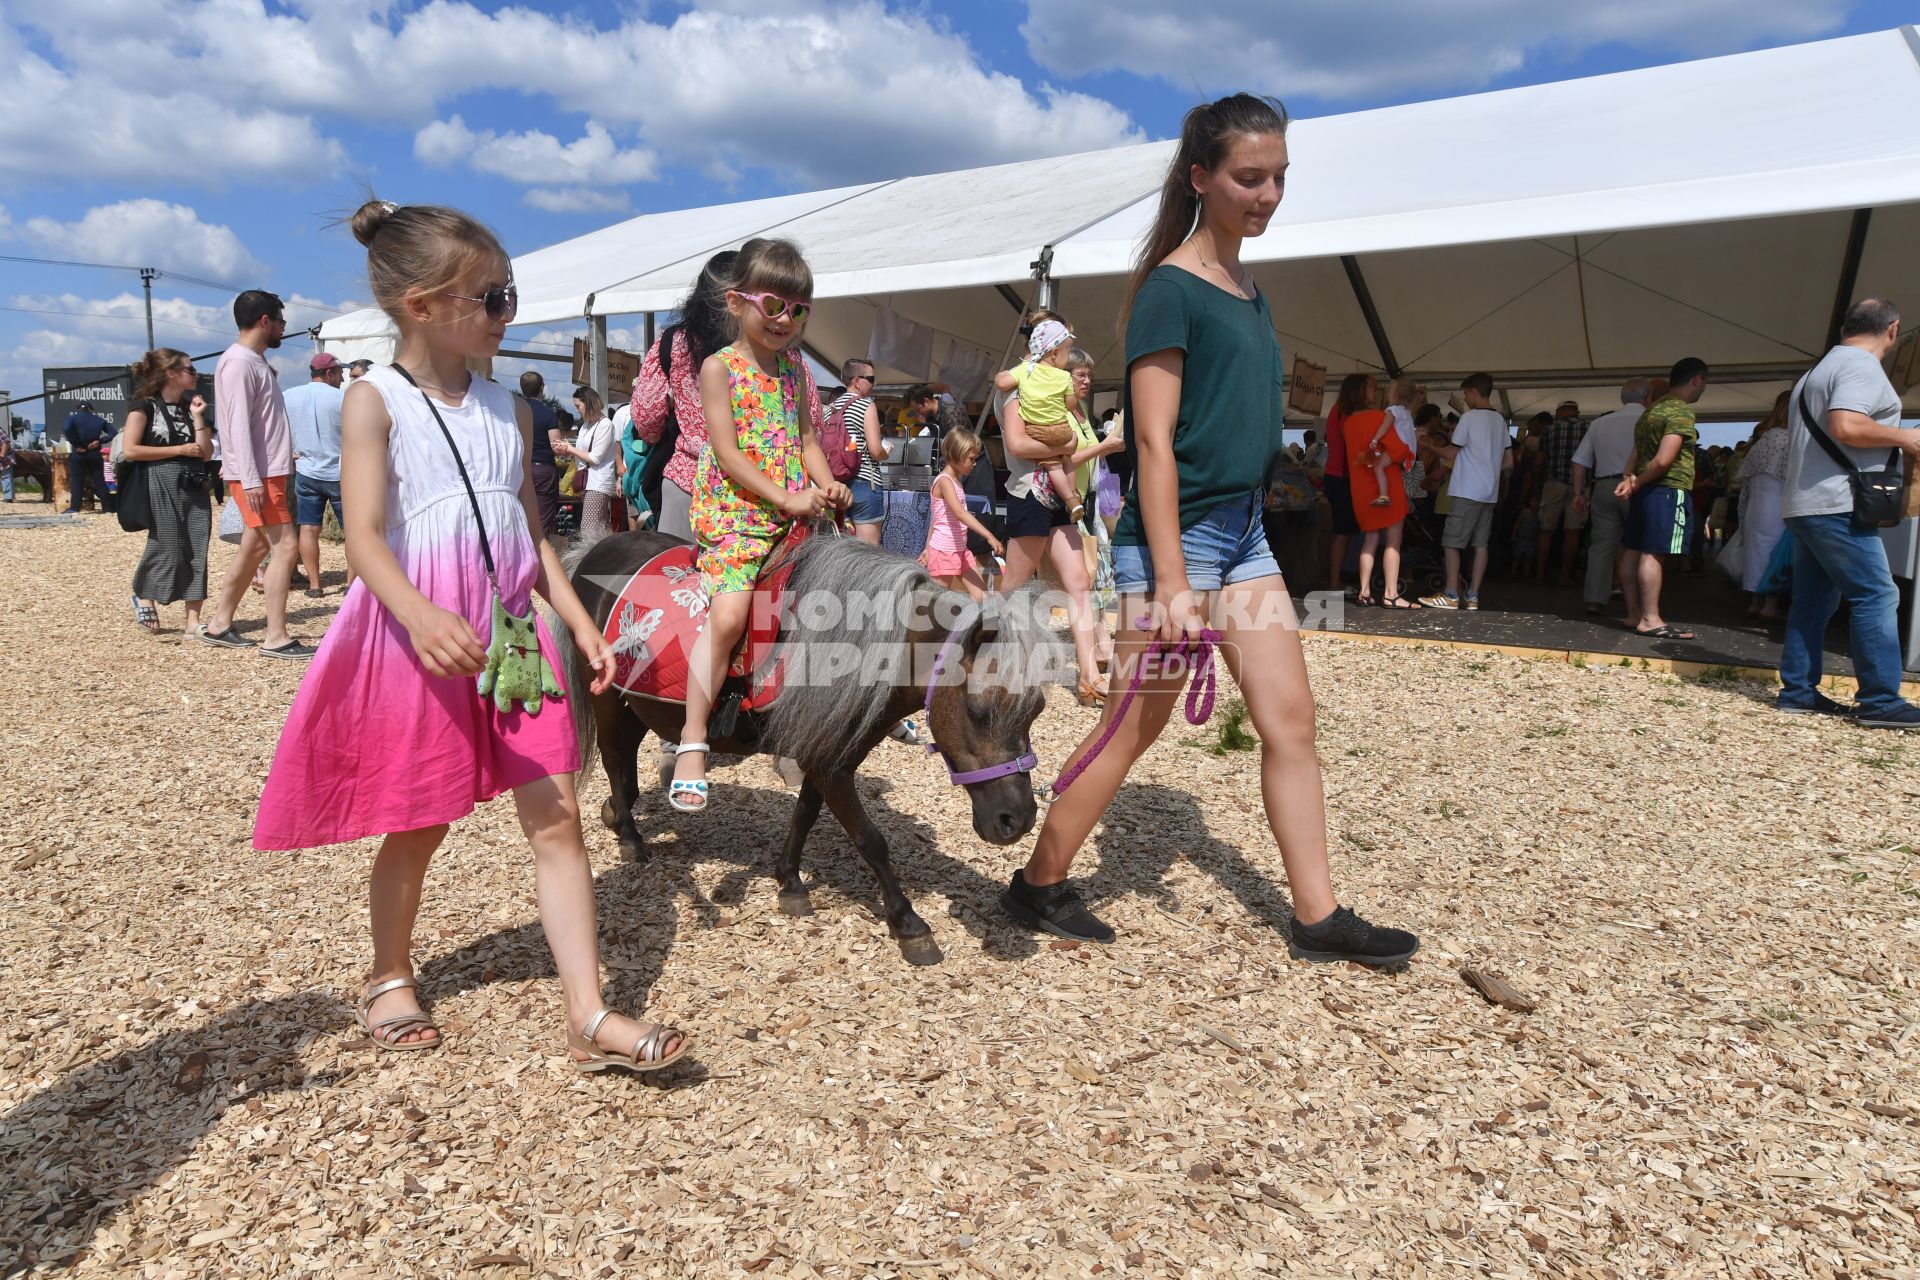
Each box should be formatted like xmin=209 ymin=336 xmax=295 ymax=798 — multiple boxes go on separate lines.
xmin=690 ymin=345 xmax=808 ymax=596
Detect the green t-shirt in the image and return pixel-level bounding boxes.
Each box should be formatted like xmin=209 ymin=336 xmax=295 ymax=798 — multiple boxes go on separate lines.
xmin=1633 ymin=395 xmax=1698 ymax=491
xmin=1113 ymin=265 xmax=1286 ymax=546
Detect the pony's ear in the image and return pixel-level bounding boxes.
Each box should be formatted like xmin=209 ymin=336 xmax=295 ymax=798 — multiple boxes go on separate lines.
xmin=961 ymin=603 xmax=1001 ymax=662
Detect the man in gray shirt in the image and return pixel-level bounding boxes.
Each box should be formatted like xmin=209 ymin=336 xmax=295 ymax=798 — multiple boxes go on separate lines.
xmin=1571 ymin=377 xmax=1652 ymax=616
xmin=1778 ymin=297 xmax=1920 ymax=728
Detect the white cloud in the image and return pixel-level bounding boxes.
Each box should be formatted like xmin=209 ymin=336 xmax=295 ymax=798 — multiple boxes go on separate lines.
xmin=415 ymin=117 xmax=659 ymax=187
xmin=523 ymin=188 xmax=633 ymax=215
xmin=18 ymin=200 xmax=267 ymax=281
xmin=1 ymin=2 xmax=1141 ymax=192
xmin=0 ymin=13 xmax=343 ymax=183
xmin=1020 ymin=0 xmax=1854 ymax=100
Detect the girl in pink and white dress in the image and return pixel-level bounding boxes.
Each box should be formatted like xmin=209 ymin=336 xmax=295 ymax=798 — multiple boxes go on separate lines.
xmin=921 ymin=427 xmax=1003 ymax=601
xmin=252 ymin=198 xmax=686 ymax=1075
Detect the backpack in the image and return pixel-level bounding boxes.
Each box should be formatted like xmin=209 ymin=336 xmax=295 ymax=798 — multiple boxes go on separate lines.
xmin=819 ymin=396 xmax=864 ymax=483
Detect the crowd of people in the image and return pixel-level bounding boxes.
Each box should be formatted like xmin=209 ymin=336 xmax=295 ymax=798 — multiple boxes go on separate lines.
xmin=1287 ymin=301 xmax=1917 ymax=727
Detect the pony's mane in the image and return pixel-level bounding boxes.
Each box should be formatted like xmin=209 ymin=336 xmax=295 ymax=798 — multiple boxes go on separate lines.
xmin=760 ymin=530 xmax=1060 ymax=771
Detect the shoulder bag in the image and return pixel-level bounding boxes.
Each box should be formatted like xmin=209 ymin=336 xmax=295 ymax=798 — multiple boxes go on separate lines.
xmin=1797 ymin=377 xmax=1906 ymax=528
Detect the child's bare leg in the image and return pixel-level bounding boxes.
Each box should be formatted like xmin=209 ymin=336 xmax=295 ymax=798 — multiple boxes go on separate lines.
xmin=366 ymin=823 xmax=450 ymax=1045
xmin=675 ymin=590 xmax=752 ymax=788
xmin=1371 ymin=461 xmax=1392 ymax=505
xmin=958 ymin=563 xmax=988 ymax=601
xmin=514 ymin=773 xmax=682 ymax=1059
xmin=1047 ymin=463 xmax=1083 ymax=516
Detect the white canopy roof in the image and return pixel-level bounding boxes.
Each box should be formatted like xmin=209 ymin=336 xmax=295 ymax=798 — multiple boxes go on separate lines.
xmin=321 ymin=26 xmax=1920 ymax=417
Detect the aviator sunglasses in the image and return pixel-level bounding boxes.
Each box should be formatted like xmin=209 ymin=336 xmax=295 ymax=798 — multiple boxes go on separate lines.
xmin=442 ymin=284 xmax=520 ymax=320
xmin=734 ymin=290 xmax=811 ymax=323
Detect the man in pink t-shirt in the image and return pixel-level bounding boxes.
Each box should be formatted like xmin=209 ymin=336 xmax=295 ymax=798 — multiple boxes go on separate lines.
xmin=200 ymin=289 xmax=311 ymax=659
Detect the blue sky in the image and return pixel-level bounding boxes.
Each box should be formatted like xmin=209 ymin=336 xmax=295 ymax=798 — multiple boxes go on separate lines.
xmin=3 ymin=0 xmax=1911 ymax=428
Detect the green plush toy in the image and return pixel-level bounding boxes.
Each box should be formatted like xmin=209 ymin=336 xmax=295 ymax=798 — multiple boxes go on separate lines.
xmin=477 ymin=595 xmax=565 ymax=715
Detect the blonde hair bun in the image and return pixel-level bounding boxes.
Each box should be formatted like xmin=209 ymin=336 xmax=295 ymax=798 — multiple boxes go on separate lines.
xmin=351 ymin=198 xmax=401 ymax=248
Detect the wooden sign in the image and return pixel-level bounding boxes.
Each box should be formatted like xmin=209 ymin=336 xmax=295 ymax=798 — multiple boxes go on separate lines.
xmin=571 ymin=339 xmax=643 ymax=400
xmin=1886 ymin=329 xmax=1920 ymax=393
xmin=1286 ymin=355 xmax=1326 ymax=416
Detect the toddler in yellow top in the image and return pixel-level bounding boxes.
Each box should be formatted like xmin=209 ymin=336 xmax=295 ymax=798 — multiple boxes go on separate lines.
xmin=994 ymin=320 xmax=1085 ymax=520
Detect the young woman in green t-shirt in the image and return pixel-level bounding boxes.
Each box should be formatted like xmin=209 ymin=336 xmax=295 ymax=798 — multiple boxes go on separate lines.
xmin=1000 ymin=94 xmax=1419 ymax=970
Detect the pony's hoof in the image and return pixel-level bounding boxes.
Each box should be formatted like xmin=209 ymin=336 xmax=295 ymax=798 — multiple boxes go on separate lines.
xmin=600 ymin=798 xmax=620 ymax=831
xmin=898 ymin=934 xmax=943 ymax=967
xmin=618 ymin=839 xmax=646 ymax=863
xmin=777 ymin=892 xmax=815 ymax=918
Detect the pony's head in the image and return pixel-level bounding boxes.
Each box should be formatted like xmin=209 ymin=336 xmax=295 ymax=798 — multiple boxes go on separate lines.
xmin=763 ymin=532 xmax=1059 ymax=844
xmin=923 ymin=597 xmax=1050 ymax=845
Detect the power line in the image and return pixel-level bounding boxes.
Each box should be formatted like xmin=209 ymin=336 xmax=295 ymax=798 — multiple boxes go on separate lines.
xmin=2 ymin=349 xmax=230 ymax=410
xmin=0 ymin=302 xmax=236 ymax=338
xmin=0 ymin=251 xmax=143 ymax=273
xmin=1 ymin=250 xmax=363 ymax=320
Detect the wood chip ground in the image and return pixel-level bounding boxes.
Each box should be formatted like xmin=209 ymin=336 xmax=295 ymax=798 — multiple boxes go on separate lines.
xmin=5 ymin=517 xmax=1920 ymax=1278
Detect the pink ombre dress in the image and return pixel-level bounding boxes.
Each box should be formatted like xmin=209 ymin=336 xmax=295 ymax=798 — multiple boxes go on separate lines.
xmin=253 ymin=366 xmax=579 ymax=850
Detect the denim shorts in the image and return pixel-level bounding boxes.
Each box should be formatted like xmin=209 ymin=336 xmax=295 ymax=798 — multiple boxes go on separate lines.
xmin=294 ymin=474 xmax=343 ymax=527
xmin=848 ymin=478 xmax=886 ymax=525
xmin=1112 ymin=491 xmax=1280 ymax=594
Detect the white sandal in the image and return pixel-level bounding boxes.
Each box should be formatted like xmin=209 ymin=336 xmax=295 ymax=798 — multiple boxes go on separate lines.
xmin=668 ymin=741 xmax=710 ymax=812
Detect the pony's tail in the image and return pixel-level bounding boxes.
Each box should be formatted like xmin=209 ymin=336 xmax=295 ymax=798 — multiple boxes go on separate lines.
xmin=549 ymin=609 xmax=598 ymax=780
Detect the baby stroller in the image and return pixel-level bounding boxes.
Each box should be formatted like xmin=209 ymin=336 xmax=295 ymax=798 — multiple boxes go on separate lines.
xmin=1398 ymin=503 xmax=1447 ymax=598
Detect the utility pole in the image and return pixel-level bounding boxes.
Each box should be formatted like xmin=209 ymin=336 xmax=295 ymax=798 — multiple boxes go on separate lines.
xmin=140 ymin=267 xmax=157 ymax=350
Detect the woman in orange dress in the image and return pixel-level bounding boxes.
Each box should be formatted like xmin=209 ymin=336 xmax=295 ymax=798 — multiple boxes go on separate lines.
xmin=1341 ymin=381 xmax=1417 ymax=607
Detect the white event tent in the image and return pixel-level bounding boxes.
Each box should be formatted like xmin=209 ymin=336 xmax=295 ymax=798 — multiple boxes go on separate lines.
xmin=321 ymin=26 xmax=1920 ymax=426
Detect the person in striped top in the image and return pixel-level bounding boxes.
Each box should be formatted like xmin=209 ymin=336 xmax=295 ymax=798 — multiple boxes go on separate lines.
xmin=827 ymin=357 xmax=891 ymax=543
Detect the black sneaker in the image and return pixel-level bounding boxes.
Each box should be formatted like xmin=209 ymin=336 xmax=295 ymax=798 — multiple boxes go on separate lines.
xmin=1777 ymin=693 xmax=1857 ymax=718
xmin=1858 ymin=704 xmax=1920 ymax=731
xmin=1001 ymin=869 xmax=1115 ymax=944
xmin=1288 ymin=905 xmax=1419 ymax=969
xmin=259 ymin=640 xmax=316 ymax=661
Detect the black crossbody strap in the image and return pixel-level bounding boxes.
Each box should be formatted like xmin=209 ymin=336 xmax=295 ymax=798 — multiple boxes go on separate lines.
xmin=1797 ymin=374 xmax=1901 ymax=475
xmin=391 ymin=365 xmax=498 ymax=586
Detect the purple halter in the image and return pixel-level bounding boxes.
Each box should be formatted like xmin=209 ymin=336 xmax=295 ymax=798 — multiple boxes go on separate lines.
xmin=922 ymin=620 xmax=1038 ymax=787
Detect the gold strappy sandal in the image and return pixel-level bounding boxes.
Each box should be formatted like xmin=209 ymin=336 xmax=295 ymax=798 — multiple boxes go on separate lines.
xmin=354 ymin=975 xmax=442 ymax=1052
xmin=567 ymin=1007 xmax=688 ymax=1074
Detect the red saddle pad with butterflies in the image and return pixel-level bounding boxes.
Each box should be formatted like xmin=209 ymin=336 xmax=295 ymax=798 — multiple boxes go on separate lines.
xmin=599 ymin=531 xmax=811 ymax=710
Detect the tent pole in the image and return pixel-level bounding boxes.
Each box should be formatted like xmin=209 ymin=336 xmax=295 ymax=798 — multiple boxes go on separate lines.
xmin=1825 ymin=209 xmax=1873 ymax=349
xmin=1340 ymin=255 xmax=1399 ymax=377
xmin=1030 ymin=247 xmax=1056 ymax=313
xmin=800 ymin=340 xmax=840 ymax=379
xmin=644 ymin=312 xmax=657 ymax=352
xmin=1906 ymin=564 xmax=1919 ymax=675
xmin=585 ymin=301 xmax=609 ymax=403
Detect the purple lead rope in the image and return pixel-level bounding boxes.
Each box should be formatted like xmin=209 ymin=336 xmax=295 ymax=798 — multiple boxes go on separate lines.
xmin=1050 ymin=623 xmax=1222 ymax=798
